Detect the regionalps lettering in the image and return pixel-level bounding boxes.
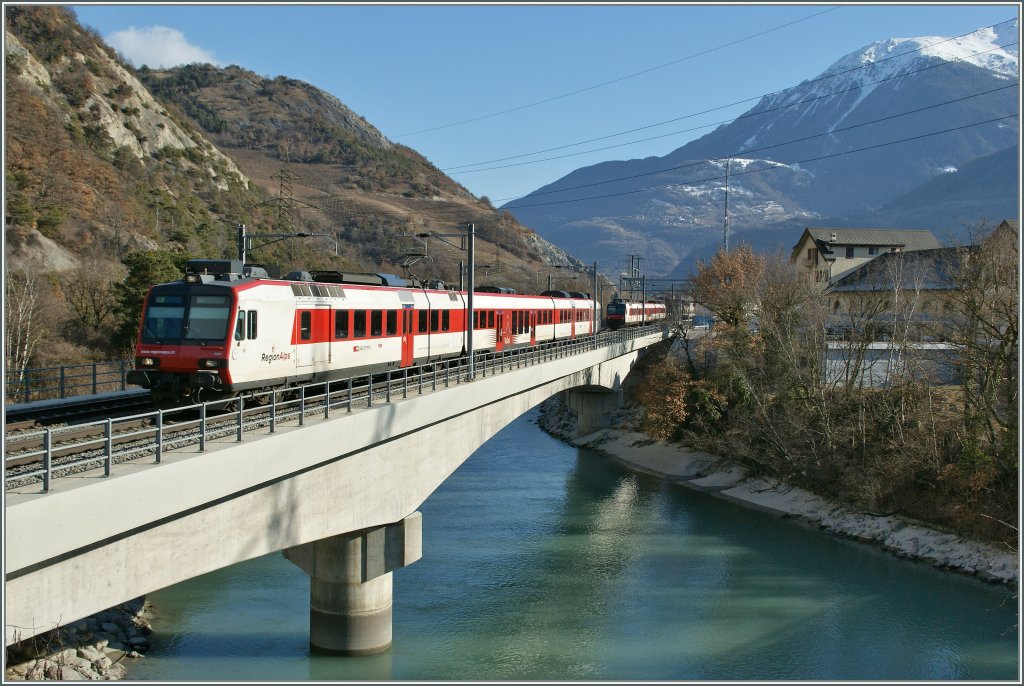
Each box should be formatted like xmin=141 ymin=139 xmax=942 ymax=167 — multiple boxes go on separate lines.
xmin=261 ymin=351 xmax=292 ymax=363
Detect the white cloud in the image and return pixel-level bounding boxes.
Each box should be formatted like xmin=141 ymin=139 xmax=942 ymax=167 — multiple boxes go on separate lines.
xmin=106 ymin=26 xmax=218 ymax=69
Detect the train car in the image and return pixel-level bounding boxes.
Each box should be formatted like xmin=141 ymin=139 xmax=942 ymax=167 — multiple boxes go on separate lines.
xmin=605 ymin=298 xmax=667 ymax=330
xmin=127 ymin=259 xmax=595 ymax=407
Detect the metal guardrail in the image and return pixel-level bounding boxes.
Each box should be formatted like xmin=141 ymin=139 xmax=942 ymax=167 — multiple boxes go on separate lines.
xmin=5 ymin=360 xmax=133 ymax=404
xmin=6 ymin=326 xmax=662 ymax=493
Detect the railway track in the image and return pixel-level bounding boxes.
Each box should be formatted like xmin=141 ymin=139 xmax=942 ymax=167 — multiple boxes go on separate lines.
xmin=5 ymin=389 xmax=155 ymax=427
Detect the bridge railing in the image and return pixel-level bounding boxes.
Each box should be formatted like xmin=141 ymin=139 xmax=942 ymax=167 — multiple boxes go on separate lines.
xmin=5 ymin=360 xmax=132 ymax=404
xmin=5 ymin=325 xmax=663 ymax=493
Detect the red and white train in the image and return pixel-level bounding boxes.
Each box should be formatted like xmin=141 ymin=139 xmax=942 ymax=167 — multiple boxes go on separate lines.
xmin=605 ymin=298 xmax=667 ymax=330
xmin=128 ymin=259 xmax=597 ymax=407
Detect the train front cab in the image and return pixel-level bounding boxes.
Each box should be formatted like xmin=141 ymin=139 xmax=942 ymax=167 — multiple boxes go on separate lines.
xmin=128 ymin=280 xmax=237 ymax=405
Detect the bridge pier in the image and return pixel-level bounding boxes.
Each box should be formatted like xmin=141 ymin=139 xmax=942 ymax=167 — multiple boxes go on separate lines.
xmin=566 ymin=388 xmax=623 ymax=438
xmin=284 ymin=512 xmax=422 ymax=655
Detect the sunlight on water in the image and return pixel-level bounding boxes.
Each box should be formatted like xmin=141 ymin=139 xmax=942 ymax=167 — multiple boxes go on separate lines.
xmin=129 ymin=409 xmax=1018 ymax=681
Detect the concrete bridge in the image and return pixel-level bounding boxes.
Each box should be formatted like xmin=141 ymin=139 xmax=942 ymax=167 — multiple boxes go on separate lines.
xmin=5 ymin=328 xmax=672 ymax=654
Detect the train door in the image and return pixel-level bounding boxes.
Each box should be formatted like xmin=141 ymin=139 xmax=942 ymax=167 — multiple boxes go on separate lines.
xmin=401 ymin=306 xmax=414 ymax=367
xmin=529 ymin=310 xmax=537 ymax=346
xmin=570 ymin=306 xmax=576 ymax=338
xmin=314 ymin=305 xmax=331 ymax=367
xmin=494 ymin=311 xmax=507 ymax=352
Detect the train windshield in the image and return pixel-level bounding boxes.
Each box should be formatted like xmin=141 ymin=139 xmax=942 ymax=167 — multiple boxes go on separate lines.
xmin=141 ymin=288 xmax=232 ymax=345
xmin=607 ymin=301 xmax=626 ymax=315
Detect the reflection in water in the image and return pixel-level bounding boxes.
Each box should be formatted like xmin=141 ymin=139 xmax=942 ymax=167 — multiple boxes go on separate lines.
xmin=129 ymin=409 xmax=1018 ymax=681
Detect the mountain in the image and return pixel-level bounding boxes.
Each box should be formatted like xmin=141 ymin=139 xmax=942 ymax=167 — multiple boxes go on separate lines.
xmin=867 ymin=144 xmax=1019 ymax=238
xmin=4 ymin=7 xmax=582 ymax=287
xmin=504 ymin=21 xmax=1019 ymax=277
xmin=4 ymin=6 xmax=266 ymax=270
xmin=3 ymin=6 xmax=588 ymax=367
xmin=133 ymin=63 xmax=585 ymax=286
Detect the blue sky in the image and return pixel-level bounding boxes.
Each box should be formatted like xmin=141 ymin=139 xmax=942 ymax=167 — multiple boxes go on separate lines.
xmin=69 ymin=3 xmax=1018 ymax=204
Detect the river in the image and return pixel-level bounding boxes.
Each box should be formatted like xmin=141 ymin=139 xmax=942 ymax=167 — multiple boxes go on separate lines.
xmin=127 ymin=408 xmax=1018 ymax=681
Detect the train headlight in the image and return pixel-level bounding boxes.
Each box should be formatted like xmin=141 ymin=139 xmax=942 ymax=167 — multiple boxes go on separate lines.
xmin=137 ymin=357 xmax=158 ymax=367
xmin=199 ymin=358 xmax=224 ymax=369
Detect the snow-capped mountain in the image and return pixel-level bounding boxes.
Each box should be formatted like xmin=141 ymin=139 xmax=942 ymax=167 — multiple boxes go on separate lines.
xmin=504 ymin=21 xmax=1019 ymax=277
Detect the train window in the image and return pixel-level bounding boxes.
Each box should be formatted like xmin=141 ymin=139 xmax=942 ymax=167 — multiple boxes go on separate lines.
xmin=335 ymin=310 xmax=349 ymax=339
xmin=235 ymin=310 xmax=246 ymax=341
xmin=247 ymin=310 xmax=258 ymax=339
xmin=487 ymin=311 xmax=494 ymax=328
xmin=184 ymin=294 xmax=232 ymax=342
xmin=353 ymin=311 xmax=367 ymax=338
xmin=419 ymin=310 xmax=428 ymax=333
xmin=386 ymin=310 xmax=397 ymax=335
xmin=442 ymin=310 xmax=450 ymax=331
xmin=300 ymin=311 xmax=312 ymax=341
xmin=371 ymin=310 xmax=383 ymax=337
xmin=430 ymin=309 xmax=439 ymax=332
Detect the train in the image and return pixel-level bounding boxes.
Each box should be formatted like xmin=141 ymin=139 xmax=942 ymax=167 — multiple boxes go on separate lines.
xmin=127 ymin=259 xmax=599 ymax=408
xmin=605 ymin=297 xmax=667 ymax=330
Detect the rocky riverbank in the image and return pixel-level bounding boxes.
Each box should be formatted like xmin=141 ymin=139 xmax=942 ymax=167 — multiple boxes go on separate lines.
xmin=4 ymin=597 xmax=154 ymax=681
xmin=537 ymin=395 xmax=1018 ymax=586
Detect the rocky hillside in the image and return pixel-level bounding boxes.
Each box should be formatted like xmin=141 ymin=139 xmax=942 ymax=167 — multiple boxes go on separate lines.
xmin=4 ymin=6 xmax=269 ymax=271
xmin=3 ymin=6 xmax=589 ymax=368
xmin=132 ymin=62 xmax=575 ymax=288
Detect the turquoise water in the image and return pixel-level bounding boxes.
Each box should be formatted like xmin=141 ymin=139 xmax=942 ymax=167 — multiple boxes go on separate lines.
xmin=129 ymin=409 xmax=1019 ymax=681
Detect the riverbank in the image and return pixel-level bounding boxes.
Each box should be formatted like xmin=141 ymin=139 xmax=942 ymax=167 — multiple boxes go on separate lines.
xmin=537 ymin=395 xmax=1018 ymax=586
xmin=4 ymin=597 xmax=153 ymax=681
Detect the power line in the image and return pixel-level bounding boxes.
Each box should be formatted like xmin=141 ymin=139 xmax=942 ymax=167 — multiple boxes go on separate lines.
xmin=497 ymin=81 xmax=1019 ymax=207
xmin=442 ymin=20 xmax=1018 ymax=173
xmin=500 ymin=113 xmax=1018 ymax=211
xmin=453 ymin=42 xmax=1018 ymax=177
xmin=448 ymin=39 xmax=1015 ymax=177
xmin=394 ymin=6 xmax=843 ymax=138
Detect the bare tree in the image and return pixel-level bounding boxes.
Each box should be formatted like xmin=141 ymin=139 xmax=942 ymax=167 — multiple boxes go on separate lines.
xmin=57 ymin=259 xmax=126 ymax=348
xmin=945 ymin=221 xmax=1019 ymax=466
xmin=5 ymin=267 xmax=48 ymax=399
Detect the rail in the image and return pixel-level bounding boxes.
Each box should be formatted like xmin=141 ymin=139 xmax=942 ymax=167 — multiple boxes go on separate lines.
xmin=5 ymin=360 xmax=132 ymax=404
xmin=6 ymin=326 xmax=665 ymax=492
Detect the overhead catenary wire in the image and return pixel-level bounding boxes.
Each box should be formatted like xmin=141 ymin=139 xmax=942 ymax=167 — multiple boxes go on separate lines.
xmin=394 ymin=6 xmax=844 ymax=138
xmin=452 ymin=42 xmax=1018 ymax=177
xmin=441 ymin=19 xmax=1018 ymax=173
xmin=496 ymin=81 xmax=1019 ymax=207
xmin=500 ymin=113 xmax=1019 ymax=211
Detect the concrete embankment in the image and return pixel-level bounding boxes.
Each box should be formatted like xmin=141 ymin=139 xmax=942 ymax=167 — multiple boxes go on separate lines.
xmin=537 ymin=396 xmax=1018 ymax=586
xmin=4 ymin=598 xmax=153 ymax=681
